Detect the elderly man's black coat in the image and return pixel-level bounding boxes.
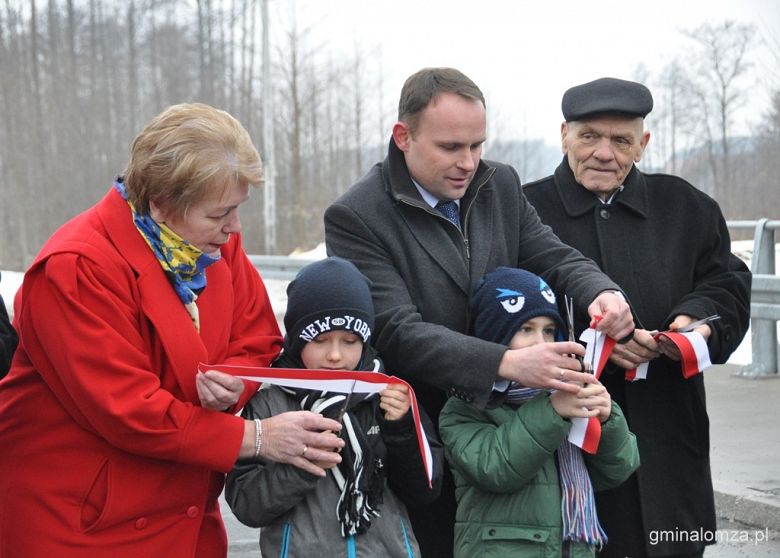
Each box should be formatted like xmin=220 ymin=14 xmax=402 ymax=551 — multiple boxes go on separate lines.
xmin=524 ymin=159 xmax=751 ymax=557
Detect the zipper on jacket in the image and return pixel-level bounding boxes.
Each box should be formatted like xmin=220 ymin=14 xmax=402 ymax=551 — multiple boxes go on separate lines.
xmin=396 ymin=166 xmax=495 ymax=267
xmin=460 ymin=166 xmax=495 ymax=258
xmin=280 ymin=522 xmax=291 ymax=558
xmin=399 ymin=197 xmax=472 ymax=261
xmin=400 ymin=518 xmax=415 ymax=557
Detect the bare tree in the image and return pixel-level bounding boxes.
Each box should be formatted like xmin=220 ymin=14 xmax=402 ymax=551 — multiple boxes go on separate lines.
xmin=648 ymin=59 xmax=700 ymax=176
xmin=6 ymin=5 xmax=774 ymax=274
xmin=680 ymin=20 xmax=755 ymax=208
xmin=351 ymin=36 xmax=364 ymax=178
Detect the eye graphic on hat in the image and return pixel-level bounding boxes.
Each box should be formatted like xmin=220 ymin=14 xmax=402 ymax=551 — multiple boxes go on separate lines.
xmin=539 ymin=278 xmax=556 ymax=304
xmin=496 ymin=288 xmax=526 ymax=313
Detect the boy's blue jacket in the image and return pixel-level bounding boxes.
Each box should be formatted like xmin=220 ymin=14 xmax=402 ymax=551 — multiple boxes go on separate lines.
xmin=225 ymin=347 xmax=443 ymax=557
xmin=439 ymin=392 xmax=639 ymax=558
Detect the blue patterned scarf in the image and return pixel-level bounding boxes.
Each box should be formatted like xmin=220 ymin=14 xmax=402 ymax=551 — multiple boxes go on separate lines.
xmin=507 ymin=385 xmax=607 ymax=549
xmin=113 ymin=178 xmax=219 ymax=332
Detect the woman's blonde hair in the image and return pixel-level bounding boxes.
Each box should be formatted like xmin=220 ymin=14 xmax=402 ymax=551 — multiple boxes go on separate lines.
xmin=123 ymin=103 xmax=263 ymax=217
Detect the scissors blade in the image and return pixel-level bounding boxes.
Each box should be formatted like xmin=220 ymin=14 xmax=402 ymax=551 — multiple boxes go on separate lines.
xmin=676 ymin=315 xmax=721 ymax=333
xmin=336 ymin=380 xmax=356 ymax=423
xmin=564 ymin=295 xmax=576 ymax=343
xmin=564 ymin=295 xmax=586 ymax=373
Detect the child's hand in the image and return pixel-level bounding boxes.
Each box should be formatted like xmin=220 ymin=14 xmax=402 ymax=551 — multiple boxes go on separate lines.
xmin=550 ymin=381 xmax=611 ymax=422
xmin=380 ymin=384 xmax=411 ymax=421
xmin=578 ymin=382 xmax=612 ymax=423
xmin=550 ymin=389 xmax=600 ymax=419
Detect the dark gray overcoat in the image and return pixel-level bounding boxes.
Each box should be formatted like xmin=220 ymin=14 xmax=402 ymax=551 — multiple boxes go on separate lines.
xmin=524 ymin=158 xmax=751 ymax=557
xmin=325 ymin=140 xmax=622 ymax=558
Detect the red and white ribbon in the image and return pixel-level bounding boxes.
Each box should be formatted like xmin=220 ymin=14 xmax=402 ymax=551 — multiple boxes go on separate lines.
xmin=625 ymin=361 xmax=649 ymax=382
xmin=567 ymin=413 xmax=601 ymax=455
xmin=567 ymin=328 xmax=617 ymax=454
xmin=579 ymin=328 xmax=616 ymax=380
xmin=655 ymin=331 xmax=712 ymax=379
xmin=625 ymin=331 xmax=711 ymax=381
xmin=199 ymin=363 xmax=434 ymax=487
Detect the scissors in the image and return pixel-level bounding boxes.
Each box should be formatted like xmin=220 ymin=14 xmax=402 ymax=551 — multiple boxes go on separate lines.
xmin=335 ymin=384 xmax=355 ymax=424
xmin=675 ymin=315 xmax=720 ymax=333
xmin=327 ymin=380 xmax=356 ymax=453
xmin=564 ymin=295 xmax=589 ymax=373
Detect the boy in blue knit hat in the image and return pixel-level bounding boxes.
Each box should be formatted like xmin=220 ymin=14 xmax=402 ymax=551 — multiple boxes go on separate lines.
xmin=439 ymin=267 xmax=639 ymax=557
xmin=226 ymin=256 xmax=443 ymax=557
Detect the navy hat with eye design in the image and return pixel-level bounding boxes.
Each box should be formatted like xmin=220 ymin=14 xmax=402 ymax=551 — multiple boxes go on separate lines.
xmin=471 ymin=267 xmax=566 ymax=346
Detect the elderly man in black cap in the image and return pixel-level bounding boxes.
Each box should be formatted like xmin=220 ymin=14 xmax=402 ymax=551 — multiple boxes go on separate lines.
xmin=524 ymin=78 xmax=751 ymax=558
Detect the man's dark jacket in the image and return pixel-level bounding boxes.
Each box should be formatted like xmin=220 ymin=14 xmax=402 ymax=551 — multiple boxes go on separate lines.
xmin=523 ymin=158 xmax=751 ymax=557
xmin=325 ymin=140 xmax=622 ymax=558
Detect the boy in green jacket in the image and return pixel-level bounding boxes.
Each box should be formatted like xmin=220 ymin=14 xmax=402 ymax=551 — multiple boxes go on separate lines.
xmin=439 ymin=267 xmax=639 ymax=557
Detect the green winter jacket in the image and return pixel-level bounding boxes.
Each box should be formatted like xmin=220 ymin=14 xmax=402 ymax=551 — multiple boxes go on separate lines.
xmin=439 ymin=392 xmax=639 ymax=558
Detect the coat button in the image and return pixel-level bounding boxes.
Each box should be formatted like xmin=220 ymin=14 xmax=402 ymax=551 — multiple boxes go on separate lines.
xmin=186 ymin=505 xmax=199 ymax=518
xmin=135 ymin=517 xmax=148 ymax=529
xmin=533 ymin=533 xmax=541 ymax=539
xmin=599 ymin=208 xmax=610 ymax=220
xmin=488 ymin=528 xmax=496 ymax=536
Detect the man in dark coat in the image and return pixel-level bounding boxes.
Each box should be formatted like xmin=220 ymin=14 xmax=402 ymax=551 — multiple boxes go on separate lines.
xmin=0 ymin=272 xmax=18 ymax=378
xmin=523 ymin=77 xmax=751 ymax=558
xmin=325 ymin=67 xmax=635 ymax=558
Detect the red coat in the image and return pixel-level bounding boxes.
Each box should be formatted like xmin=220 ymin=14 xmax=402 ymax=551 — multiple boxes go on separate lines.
xmin=0 ymin=189 xmax=282 ymax=557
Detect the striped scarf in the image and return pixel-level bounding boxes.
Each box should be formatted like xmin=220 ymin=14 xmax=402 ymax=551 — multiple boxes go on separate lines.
xmin=113 ymin=178 xmax=219 ymax=332
xmin=275 ymin=351 xmax=386 ymax=537
xmin=507 ymin=385 xmax=607 ymax=548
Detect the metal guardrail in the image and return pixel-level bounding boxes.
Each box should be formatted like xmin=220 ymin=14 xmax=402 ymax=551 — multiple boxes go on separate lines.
xmin=249 ymin=219 xmax=780 ymax=377
xmin=248 ymin=255 xmax=318 ymax=280
xmin=729 ymin=219 xmax=780 ymax=378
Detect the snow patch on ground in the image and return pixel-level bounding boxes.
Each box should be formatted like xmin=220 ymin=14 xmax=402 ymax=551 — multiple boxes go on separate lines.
xmin=0 ymin=271 xmax=23 ymax=317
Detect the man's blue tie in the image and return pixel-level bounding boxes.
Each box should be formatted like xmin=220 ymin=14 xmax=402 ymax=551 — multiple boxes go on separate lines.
xmin=436 ymin=200 xmax=460 ymax=228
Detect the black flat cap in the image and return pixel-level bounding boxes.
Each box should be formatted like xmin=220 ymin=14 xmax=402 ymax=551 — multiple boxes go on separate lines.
xmin=562 ymin=77 xmax=653 ymax=121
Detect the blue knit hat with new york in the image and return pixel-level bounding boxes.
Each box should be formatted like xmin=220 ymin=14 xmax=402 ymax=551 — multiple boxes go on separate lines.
xmin=284 ymin=257 xmax=374 ymax=359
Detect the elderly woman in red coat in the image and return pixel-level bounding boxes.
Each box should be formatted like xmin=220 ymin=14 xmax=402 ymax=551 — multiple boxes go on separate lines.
xmin=0 ymin=103 xmax=344 ymax=557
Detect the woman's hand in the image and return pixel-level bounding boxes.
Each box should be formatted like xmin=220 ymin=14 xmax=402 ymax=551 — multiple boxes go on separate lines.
xmin=196 ymin=370 xmax=246 ymax=411
xmin=249 ymin=411 xmax=346 ymax=477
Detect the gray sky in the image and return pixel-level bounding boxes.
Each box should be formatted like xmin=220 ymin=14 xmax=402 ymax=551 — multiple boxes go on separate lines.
xmin=285 ymin=0 xmax=779 ymax=147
